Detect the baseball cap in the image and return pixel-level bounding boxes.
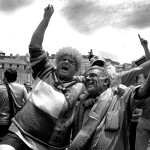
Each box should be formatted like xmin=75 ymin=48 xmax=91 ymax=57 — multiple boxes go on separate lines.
xmin=90 ymin=56 xmax=106 ymax=67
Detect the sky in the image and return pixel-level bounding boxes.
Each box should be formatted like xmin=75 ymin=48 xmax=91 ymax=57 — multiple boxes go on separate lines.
xmin=0 ymin=0 xmax=150 ymax=64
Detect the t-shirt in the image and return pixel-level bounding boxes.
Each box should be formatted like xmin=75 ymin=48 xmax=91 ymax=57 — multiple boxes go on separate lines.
xmin=0 ymin=81 xmax=28 ymax=126
xmin=9 ymin=82 xmax=28 ymax=106
xmin=0 ymin=81 xmax=9 ymax=125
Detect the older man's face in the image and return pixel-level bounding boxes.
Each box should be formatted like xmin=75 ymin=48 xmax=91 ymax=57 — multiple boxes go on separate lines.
xmin=56 ymin=55 xmax=76 ymax=80
xmin=85 ymin=68 xmax=107 ymax=97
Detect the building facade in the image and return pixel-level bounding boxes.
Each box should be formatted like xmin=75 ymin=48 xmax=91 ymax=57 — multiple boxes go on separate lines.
xmin=1 ymin=50 xmax=139 ymax=86
xmin=0 ymin=51 xmax=33 ymax=85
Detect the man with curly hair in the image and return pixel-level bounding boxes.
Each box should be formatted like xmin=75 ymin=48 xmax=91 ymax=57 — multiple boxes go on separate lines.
xmin=0 ymin=4 xmax=84 ymax=150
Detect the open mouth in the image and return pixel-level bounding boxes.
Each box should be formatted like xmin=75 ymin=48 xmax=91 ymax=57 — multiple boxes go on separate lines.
xmin=86 ymin=81 xmax=94 ymax=87
xmin=60 ymin=66 xmax=69 ymax=73
xmin=62 ymin=66 xmax=68 ymax=71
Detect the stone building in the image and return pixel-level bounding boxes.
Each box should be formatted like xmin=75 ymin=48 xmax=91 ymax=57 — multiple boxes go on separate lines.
xmin=0 ymin=50 xmax=129 ymax=86
xmin=0 ymin=51 xmax=33 ymax=85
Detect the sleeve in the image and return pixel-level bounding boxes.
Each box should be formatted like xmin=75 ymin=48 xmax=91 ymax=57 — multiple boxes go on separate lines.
xmin=120 ymin=69 xmax=138 ymax=86
xmin=119 ymin=86 xmax=137 ymax=125
xmin=127 ymin=86 xmax=142 ymax=113
xmin=29 ymin=46 xmax=54 ymax=79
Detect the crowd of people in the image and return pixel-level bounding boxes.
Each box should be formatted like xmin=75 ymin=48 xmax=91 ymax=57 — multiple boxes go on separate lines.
xmin=0 ymin=4 xmax=150 ymax=150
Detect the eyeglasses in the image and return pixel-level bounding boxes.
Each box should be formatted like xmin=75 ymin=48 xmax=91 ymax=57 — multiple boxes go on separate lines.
xmin=60 ymin=58 xmax=76 ymax=65
xmin=85 ymin=73 xmax=107 ymax=80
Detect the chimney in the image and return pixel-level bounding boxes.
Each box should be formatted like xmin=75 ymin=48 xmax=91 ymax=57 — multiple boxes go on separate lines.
xmin=10 ymin=54 xmax=13 ymax=58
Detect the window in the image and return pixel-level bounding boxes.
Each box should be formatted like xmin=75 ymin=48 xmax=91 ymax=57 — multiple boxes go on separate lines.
xmin=2 ymin=63 xmax=4 ymax=69
xmin=17 ymin=65 xmax=19 ymax=69
xmin=24 ymin=65 xmax=26 ymax=70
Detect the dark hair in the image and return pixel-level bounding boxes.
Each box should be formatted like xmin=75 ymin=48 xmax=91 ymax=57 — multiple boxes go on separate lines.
xmin=4 ymin=68 xmax=17 ymax=83
xmin=92 ymin=60 xmax=105 ymax=67
xmin=90 ymin=56 xmax=105 ymax=67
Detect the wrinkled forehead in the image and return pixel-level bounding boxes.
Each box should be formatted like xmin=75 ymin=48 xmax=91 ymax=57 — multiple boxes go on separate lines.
xmin=86 ymin=68 xmax=108 ymax=77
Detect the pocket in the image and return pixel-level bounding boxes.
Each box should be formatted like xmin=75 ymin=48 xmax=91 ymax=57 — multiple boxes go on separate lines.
xmin=104 ymin=110 xmax=120 ymax=131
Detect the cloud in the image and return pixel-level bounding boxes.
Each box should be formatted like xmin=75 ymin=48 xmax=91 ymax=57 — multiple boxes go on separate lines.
xmin=61 ymin=0 xmax=110 ymax=34
xmin=97 ymin=50 xmax=119 ymax=61
xmin=0 ymin=0 xmax=35 ymax=13
xmin=61 ymin=0 xmax=150 ymax=33
xmin=123 ymin=1 xmax=150 ymax=29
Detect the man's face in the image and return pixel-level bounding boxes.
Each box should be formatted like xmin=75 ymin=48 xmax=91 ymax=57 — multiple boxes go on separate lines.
xmin=56 ymin=55 xmax=77 ymax=80
xmin=85 ymin=69 xmax=107 ymax=97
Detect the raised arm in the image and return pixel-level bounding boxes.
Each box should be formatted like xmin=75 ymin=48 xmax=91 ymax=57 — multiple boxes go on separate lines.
xmin=120 ymin=60 xmax=150 ymax=86
xmin=138 ymin=34 xmax=150 ymax=61
xmin=121 ymin=36 xmax=150 ymax=86
xmin=29 ymin=5 xmax=54 ymax=48
xmin=135 ymin=59 xmax=150 ymax=74
xmin=29 ymin=5 xmax=54 ymax=79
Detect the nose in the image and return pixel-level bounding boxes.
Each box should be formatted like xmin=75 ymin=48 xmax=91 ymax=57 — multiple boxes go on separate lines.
xmin=85 ymin=75 xmax=91 ymax=81
xmin=64 ymin=59 xmax=69 ymax=63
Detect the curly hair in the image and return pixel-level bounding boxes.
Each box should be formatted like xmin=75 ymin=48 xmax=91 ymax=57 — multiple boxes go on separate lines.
xmin=55 ymin=46 xmax=83 ymax=73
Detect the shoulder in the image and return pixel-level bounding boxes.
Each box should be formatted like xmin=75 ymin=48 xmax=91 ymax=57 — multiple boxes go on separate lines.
xmin=73 ymin=75 xmax=85 ymax=83
xmin=0 ymin=80 xmax=4 ymax=85
xmin=10 ymin=82 xmax=25 ymax=89
xmin=73 ymin=82 xmax=85 ymax=92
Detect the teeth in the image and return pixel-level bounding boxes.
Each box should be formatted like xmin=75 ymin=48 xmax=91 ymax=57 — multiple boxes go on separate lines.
xmin=62 ymin=67 xmax=68 ymax=70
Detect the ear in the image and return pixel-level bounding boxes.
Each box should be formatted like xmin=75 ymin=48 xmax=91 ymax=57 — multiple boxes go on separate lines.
xmin=103 ymin=79 xmax=110 ymax=87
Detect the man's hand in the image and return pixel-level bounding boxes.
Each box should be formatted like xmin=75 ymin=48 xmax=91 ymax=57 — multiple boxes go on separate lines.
xmin=138 ymin=34 xmax=148 ymax=48
xmin=44 ymin=4 xmax=54 ymax=19
xmin=132 ymin=108 xmax=142 ymax=120
xmin=114 ymin=84 xmax=127 ymax=97
xmin=29 ymin=4 xmax=54 ymax=48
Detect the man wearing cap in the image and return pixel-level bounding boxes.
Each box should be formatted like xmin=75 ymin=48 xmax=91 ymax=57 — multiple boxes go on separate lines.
xmin=89 ymin=55 xmax=150 ymax=87
xmin=69 ymin=65 xmax=150 ymax=150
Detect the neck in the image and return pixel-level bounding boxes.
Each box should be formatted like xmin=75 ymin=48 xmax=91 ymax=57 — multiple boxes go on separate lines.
xmin=88 ymin=92 xmax=99 ymax=99
xmin=58 ymin=76 xmax=73 ymax=83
